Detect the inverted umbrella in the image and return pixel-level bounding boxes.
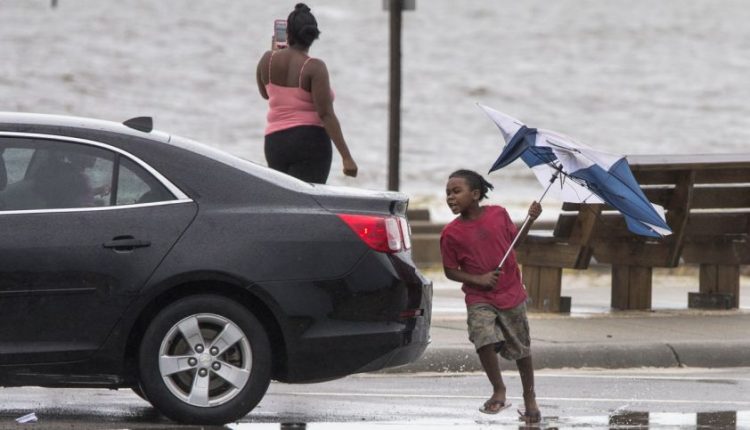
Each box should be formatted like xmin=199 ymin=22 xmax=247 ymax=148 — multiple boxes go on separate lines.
xmin=477 ymin=103 xmax=672 ymax=269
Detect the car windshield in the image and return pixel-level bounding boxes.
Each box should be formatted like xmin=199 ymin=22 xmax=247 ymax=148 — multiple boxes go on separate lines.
xmin=166 ymin=135 xmax=313 ymax=191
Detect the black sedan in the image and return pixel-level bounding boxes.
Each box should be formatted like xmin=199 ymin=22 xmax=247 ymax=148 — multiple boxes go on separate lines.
xmin=0 ymin=113 xmax=432 ymax=424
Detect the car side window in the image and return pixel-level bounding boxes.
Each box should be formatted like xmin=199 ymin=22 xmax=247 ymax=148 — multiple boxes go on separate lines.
xmin=116 ymin=156 xmax=175 ymax=205
xmin=0 ymin=147 xmax=34 ymax=210
xmin=0 ymin=137 xmax=177 ymax=211
xmin=2 ymin=147 xmax=33 ymax=185
xmin=0 ymin=138 xmax=114 ymax=210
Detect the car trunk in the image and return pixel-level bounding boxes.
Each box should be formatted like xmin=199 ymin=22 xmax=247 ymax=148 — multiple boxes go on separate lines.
xmin=306 ymin=184 xmax=408 ymax=217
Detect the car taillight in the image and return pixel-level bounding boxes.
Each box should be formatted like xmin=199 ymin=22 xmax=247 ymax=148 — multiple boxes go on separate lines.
xmin=337 ymin=213 xmax=410 ymax=253
xmin=399 ymin=217 xmax=411 ymax=250
xmin=384 ymin=217 xmax=402 ymax=251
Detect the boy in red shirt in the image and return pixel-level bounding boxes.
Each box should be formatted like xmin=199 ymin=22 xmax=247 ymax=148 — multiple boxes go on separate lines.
xmin=440 ymin=169 xmax=542 ymax=424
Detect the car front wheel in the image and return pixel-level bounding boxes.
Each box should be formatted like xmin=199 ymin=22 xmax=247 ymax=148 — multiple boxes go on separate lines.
xmin=138 ymin=294 xmax=272 ymax=424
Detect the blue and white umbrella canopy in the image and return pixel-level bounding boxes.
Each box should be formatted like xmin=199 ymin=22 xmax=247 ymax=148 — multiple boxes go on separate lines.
xmin=479 ymin=104 xmax=672 ymax=238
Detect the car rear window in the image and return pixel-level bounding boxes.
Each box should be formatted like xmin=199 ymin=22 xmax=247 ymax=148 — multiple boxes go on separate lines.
xmin=167 ymin=135 xmax=313 ymax=192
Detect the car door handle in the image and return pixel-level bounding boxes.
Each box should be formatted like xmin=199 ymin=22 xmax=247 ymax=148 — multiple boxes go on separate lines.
xmin=103 ymin=236 xmax=151 ymax=250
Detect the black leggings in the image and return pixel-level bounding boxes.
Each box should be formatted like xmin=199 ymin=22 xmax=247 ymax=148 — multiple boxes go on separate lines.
xmin=264 ymin=126 xmax=333 ymax=184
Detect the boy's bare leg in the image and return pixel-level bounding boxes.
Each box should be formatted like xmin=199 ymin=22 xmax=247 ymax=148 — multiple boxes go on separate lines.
xmin=477 ymin=344 xmax=507 ymax=408
xmin=516 ymin=355 xmax=540 ymax=417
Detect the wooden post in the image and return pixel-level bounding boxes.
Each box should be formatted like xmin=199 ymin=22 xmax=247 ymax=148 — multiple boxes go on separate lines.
xmin=568 ymin=203 xmax=602 ymax=269
xmin=665 ymin=171 xmax=695 ymax=266
xmin=522 ymin=265 xmax=562 ymax=312
xmin=699 ymin=264 xmax=740 ymax=308
xmin=387 ymin=0 xmax=402 ymax=191
xmin=611 ymin=265 xmax=652 ymax=310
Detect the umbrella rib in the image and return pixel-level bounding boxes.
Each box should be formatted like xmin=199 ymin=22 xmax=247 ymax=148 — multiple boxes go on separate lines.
xmin=543 ymin=161 xmax=593 ymax=190
xmin=541 ymin=160 xmax=618 ymax=204
xmin=558 ymin=173 xmax=598 ymax=203
xmin=543 ymin=138 xmax=582 ymax=153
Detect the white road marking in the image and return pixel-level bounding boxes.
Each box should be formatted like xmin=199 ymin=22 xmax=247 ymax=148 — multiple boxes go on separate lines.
xmin=535 ymin=372 xmax=750 ymax=382
xmin=268 ymin=391 xmax=750 ymax=406
xmin=354 ymin=369 xmax=750 ymax=382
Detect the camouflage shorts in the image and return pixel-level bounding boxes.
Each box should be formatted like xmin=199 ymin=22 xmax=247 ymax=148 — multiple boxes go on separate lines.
xmin=467 ymin=302 xmax=531 ymax=361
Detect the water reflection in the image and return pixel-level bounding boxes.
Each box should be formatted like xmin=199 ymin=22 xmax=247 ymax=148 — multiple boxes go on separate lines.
xmin=228 ymin=410 xmax=749 ymax=429
xmin=697 ymin=410 xmax=738 ymax=427
xmin=609 ymin=411 xmax=649 ymax=426
xmin=611 ymin=410 xmax=738 ymax=428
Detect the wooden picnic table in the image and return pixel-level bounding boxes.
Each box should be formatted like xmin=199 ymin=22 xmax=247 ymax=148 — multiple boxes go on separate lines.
xmin=517 ymin=153 xmax=750 ymax=311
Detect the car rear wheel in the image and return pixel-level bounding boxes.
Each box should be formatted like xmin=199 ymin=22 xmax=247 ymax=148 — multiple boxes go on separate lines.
xmin=138 ymin=295 xmax=272 ymax=424
xmin=131 ymin=383 xmax=148 ymax=402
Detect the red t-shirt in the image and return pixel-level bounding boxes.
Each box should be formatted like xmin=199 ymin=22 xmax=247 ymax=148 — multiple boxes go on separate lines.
xmin=440 ymin=205 xmax=527 ymax=310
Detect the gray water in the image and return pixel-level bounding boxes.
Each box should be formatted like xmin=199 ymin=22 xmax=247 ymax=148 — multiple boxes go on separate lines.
xmin=3 ymin=0 xmax=750 ymax=221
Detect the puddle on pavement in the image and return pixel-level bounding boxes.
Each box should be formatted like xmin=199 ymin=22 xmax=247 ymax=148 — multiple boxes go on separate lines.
xmin=228 ymin=410 xmax=750 ymax=429
xmin=2 ymin=410 xmax=747 ymax=428
xmin=562 ymin=410 xmax=750 ymax=428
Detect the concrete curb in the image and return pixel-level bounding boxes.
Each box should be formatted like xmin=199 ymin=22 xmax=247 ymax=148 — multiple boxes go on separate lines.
xmin=670 ymin=341 xmax=750 ymax=368
xmin=380 ymin=341 xmax=750 ymax=373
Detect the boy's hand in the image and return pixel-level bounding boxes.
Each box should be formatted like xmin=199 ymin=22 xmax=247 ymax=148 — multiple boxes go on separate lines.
xmin=528 ymin=201 xmax=542 ymax=220
xmin=475 ymin=269 xmax=500 ymax=290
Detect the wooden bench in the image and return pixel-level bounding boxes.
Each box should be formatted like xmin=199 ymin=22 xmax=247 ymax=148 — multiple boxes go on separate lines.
xmin=517 ymin=153 xmax=750 ymax=311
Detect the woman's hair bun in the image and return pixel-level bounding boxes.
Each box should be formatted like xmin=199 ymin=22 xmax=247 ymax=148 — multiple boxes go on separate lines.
xmin=288 ymin=3 xmax=319 ymax=48
xmin=295 ymin=3 xmax=311 ymax=13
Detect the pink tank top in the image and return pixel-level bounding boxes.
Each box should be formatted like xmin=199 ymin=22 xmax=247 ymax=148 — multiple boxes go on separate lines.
xmin=264 ymin=52 xmax=330 ymax=135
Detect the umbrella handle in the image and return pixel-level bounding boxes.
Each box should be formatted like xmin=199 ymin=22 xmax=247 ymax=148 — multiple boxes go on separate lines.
xmin=496 ymin=170 xmax=560 ymax=271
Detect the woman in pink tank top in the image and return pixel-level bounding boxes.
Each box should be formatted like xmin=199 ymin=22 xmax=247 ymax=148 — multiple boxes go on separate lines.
xmin=256 ymin=3 xmax=358 ymax=184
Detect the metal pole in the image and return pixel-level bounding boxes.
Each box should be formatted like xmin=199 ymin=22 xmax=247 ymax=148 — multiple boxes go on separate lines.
xmin=387 ymin=0 xmax=402 ymax=191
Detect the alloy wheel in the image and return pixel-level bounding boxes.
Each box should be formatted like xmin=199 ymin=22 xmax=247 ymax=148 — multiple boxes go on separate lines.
xmin=158 ymin=313 xmax=252 ymax=407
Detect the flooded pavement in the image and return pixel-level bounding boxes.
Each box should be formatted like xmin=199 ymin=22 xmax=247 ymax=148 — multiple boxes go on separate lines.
xmin=0 ymin=412 xmax=747 ymax=429
xmin=226 ymin=410 xmax=750 ymax=428
xmin=230 ymin=411 xmax=750 ymax=428
xmin=1 ymin=367 xmax=749 ymax=429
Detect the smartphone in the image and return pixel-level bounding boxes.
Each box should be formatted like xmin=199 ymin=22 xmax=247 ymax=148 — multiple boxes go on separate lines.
xmin=273 ymin=19 xmax=287 ymax=49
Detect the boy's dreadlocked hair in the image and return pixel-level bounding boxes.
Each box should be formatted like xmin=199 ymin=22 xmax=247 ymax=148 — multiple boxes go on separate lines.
xmin=449 ymin=169 xmax=494 ymax=201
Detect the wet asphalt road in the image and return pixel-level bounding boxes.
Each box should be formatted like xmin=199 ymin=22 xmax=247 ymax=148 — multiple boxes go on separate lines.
xmin=1 ymin=367 xmax=749 ymax=429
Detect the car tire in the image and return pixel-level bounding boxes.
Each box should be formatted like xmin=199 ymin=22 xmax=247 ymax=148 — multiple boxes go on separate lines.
xmin=138 ymin=294 xmax=272 ymax=424
xmin=131 ymin=383 xmax=149 ymax=402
